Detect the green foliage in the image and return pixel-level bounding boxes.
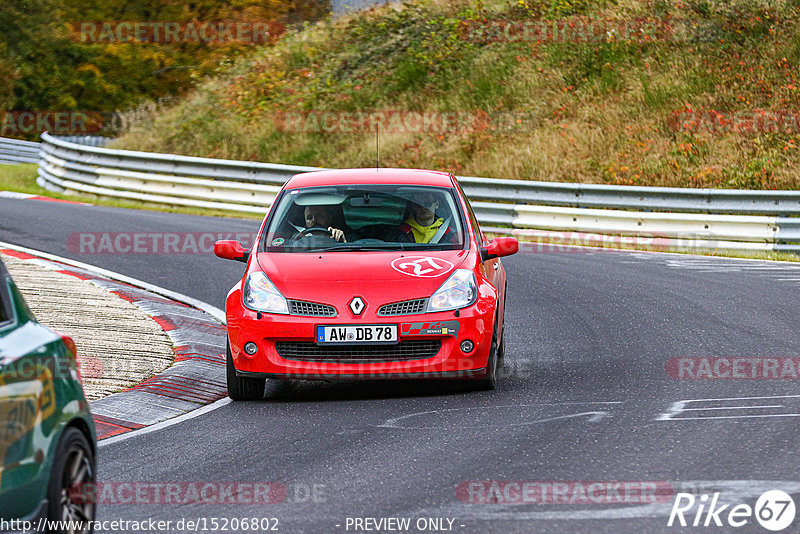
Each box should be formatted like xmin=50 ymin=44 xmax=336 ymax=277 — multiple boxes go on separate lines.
xmin=724 ymin=155 xmax=778 ymax=188
xmin=0 ymin=0 xmax=331 ymax=139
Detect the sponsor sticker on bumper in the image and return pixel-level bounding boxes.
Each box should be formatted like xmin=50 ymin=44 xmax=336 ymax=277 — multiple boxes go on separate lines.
xmin=400 ymin=321 xmax=460 ymax=337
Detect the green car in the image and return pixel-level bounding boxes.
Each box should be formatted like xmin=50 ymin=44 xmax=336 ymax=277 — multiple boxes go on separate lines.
xmin=0 ymin=257 xmax=96 ymax=530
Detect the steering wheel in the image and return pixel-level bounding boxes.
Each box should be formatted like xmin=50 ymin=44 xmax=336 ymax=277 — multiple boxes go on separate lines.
xmin=290 ymin=226 xmax=333 ymax=243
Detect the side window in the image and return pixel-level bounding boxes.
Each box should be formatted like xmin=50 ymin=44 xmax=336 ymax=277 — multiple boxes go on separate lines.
xmin=456 ymin=183 xmax=484 ymax=246
xmin=0 ymin=277 xmax=10 ymax=323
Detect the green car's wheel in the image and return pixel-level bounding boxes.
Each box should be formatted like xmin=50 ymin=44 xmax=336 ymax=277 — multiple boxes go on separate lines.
xmin=47 ymin=427 xmax=95 ymax=533
xmin=227 ymin=340 xmax=266 ymax=401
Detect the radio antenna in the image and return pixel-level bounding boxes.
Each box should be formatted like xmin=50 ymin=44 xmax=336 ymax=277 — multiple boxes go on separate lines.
xmin=376 ymin=122 xmax=379 ymax=170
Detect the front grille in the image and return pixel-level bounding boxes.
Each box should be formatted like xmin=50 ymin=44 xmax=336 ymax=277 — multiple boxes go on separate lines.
xmin=377 ymin=298 xmax=427 ymax=316
xmin=275 ymin=340 xmax=441 ymax=363
xmin=288 ymin=300 xmax=336 ymax=317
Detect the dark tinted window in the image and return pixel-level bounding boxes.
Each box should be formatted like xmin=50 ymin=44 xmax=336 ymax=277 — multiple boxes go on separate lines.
xmin=0 ymin=272 xmax=10 ymax=323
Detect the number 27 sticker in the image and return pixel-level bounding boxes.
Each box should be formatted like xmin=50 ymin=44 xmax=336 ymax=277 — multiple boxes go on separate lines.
xmin=391 ymin=256 xmax=454 ymax=278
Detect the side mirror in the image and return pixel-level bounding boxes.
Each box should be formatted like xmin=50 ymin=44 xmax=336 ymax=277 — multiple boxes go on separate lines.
xmin=480 ymin=237 xmax=519 ymax=262
xmin=214 ymin=240 xmax=250 ymax=263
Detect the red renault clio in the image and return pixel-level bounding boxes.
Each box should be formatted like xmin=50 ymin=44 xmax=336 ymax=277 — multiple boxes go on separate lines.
xmin=215 ymin=168 xmax=518 ymax=400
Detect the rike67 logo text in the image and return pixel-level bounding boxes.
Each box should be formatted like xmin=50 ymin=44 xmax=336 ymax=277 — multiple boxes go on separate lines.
xmin=668 ymin=490 xmax=796 ymax=531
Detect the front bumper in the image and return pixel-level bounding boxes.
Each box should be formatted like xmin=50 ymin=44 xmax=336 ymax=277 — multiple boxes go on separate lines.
xmin=226 ymin=289 xmax=495 ymax=379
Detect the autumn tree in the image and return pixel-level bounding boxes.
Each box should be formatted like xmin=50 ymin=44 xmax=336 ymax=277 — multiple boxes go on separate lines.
xmin=0 ymin=0 xmax=330 ymax=138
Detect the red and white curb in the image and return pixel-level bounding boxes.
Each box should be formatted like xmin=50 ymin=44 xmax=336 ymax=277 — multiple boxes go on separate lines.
xmin=0 ymin=242 xmax=227 ymax=441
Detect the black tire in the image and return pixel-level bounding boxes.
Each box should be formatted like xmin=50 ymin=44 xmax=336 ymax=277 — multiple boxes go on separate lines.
xmin=468 ymin=332 xmax=498 ymax=391
xmin=46 ymin=427 xmax=95 ymax=533
xmin=496 ymin=324 xmax=506 ymax=370
xmin=467 ymin=305 xmax=506 ymax=391
xmin=497 ymin=281 xmax=507 ymax=369
xmin=226 ymin=340 xmax=265 ymax=401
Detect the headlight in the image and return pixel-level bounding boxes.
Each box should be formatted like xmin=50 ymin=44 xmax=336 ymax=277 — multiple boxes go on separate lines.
xmin=242 ymin=271 xmax=289 ymax=314
xmin=426 ymin=269 xmax=477 ymax=312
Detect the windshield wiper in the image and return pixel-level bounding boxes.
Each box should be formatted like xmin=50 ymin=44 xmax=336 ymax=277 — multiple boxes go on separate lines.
xmin=307 ymin=244 xmax=405 ymax=253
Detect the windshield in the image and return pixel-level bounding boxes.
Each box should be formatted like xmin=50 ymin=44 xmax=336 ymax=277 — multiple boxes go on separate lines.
xmin=262 ymin=184 xmax=466 ymax=252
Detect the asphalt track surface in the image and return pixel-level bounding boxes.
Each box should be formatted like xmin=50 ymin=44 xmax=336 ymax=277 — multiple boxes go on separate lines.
xmin=3 ymin=198 xmax=800 ymax=533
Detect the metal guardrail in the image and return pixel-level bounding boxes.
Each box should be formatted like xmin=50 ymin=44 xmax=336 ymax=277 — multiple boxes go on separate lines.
xmin=1 ymin=135 xmax=111 ymax=165
xmin=37 ymin=132 xmax=321 ymax=213
xmin=35 ymin=132 xmax=800 ymax=253
xmin=0 ymin=136 xmax=41 ymax=165
xmin=56 ymin=135 xmax=112 ymax=147
xmin=459 ymin=177 xmax=800 ymax=215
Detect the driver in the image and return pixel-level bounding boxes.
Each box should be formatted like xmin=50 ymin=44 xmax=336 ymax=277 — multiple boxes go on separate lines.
xmin=302 ymin=205 xmax=351 ymax=242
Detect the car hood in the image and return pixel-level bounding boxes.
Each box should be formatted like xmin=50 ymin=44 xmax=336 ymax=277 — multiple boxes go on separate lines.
xmin=256 ymin=249 xmax=471 ymax=308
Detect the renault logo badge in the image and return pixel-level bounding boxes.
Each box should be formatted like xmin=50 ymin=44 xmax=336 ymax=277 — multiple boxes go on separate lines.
xmin=349 ymin=297 xmax=366 ymax=315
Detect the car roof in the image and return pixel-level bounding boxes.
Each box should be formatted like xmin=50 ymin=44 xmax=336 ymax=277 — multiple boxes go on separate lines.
xmin=284 ymin=168 xmax=455 ymax=189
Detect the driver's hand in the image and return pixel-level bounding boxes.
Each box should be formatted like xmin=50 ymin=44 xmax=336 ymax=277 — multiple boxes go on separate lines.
xmin=329 ymin=227 xmax=346 ymax=242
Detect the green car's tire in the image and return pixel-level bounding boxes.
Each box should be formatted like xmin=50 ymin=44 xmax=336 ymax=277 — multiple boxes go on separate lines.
xmin=47 ymin=427 xmax=95 ymax=533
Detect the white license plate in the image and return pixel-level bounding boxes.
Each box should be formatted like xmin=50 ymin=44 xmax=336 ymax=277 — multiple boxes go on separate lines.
xmin=316 ymin=325 xmax=398 ymax=344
